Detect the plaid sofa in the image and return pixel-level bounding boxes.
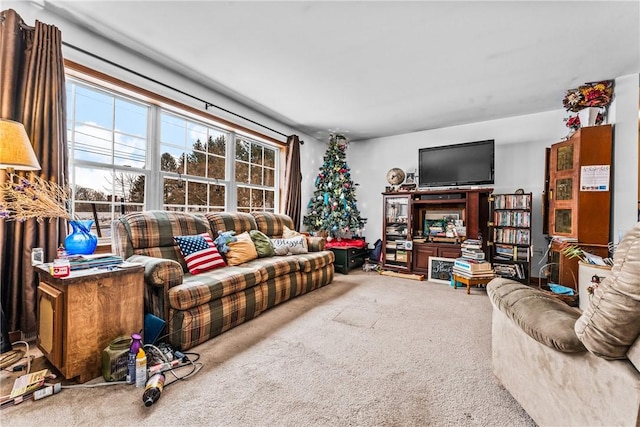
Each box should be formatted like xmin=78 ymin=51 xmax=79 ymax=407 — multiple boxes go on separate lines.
xmin=112 ymin=210 xmax=334 ymax=350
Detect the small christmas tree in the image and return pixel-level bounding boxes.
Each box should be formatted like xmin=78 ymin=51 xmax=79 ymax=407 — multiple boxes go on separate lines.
xmin=303 ymin=134 xmax=366 ymax=238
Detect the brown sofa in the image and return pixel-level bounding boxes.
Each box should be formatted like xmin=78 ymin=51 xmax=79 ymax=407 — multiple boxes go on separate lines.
xmin=487 ymin=222 xmax=640 ymax=426
xmin=112 ymin=211 xmax=334 ymax=350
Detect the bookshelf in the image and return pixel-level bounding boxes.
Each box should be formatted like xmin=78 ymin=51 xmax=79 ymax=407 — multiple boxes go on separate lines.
xmin=489 ymin=193 xmax=532 ymax=284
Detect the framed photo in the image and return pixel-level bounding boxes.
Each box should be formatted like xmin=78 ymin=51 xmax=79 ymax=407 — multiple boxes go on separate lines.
xmin=428 ymin=256 xmax=455 ymax=284
xmin=405 ymin=172 xmax=415 ymax=184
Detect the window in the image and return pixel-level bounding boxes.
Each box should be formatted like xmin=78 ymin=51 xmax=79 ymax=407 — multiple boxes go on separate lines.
xmin=66 ymin=79 xmax=149 ymax=238
xmin=236 ymin=137 xmax=276 ymax=212
xmin=65 ymin=71 xmax=281 ymax=239
xmin=160 ymin=112 xmax=227 ymax=212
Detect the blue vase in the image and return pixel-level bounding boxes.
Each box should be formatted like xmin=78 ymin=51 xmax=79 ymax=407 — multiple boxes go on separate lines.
xmin=64 ymin=220 xmax=98 ymax=255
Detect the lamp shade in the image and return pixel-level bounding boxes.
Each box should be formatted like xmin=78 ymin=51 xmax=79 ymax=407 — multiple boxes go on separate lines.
xmin=0 ymin=119 xmax=41 ymax=170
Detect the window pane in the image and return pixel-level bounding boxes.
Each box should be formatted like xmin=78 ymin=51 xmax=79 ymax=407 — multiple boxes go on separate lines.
xmin=265 ymin=190 xmax=274 ymax=211
xmin=251 ymin=144 xmax=263 ymax=165
xmin=186 ymin=150 xmax=207 ymax=177
xmin=160 ymin=147 xmax=185 ymax=173
xmin=114 ymin=133 xmax=146 ymax=168
xmin=210 ymin=184 xmax=225 ymax=208
xmin=237 ymin=186 xmax=250 ymax=208
xmin=236 ymin=161 xmax=249 ymax=183
xmin=115 ymin=99 xmax=147 ymax=137
xmin=264 ymin=148 xmax=275 ymax=168
xmin=74 ymin=86 xmax=113 ymax=129
xmin=264 ymin=168 xmax=274 ymax=187
xmin=236 ymin=139 xmax=249 ymax=161
xmin=161 ymin=114 xmax=186 ymax=146
xmin=207 ymin=155 xmax=225 ymax=180
xmin=188 ymin=181 xmax=208 ymax=206
xmin=163 ymin=178 xmax=185 ymax=206
xmin=208 ymin=134 xmax=226 ymax=156
xmin=250 ymin=165 xmax=263 ymax=185
xmin=251 ymin=189 xmax=264 ymax=209
xmin=73 ymin=124 xmax=112 ymax=163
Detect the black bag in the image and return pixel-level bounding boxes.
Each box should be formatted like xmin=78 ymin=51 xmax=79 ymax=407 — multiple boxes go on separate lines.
xmin=370 ymin=239 xmax=383 ymax=262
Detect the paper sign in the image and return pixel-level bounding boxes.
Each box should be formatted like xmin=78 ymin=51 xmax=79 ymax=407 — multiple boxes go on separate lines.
xmin=580 ymin=165 xmax=609 ymax=191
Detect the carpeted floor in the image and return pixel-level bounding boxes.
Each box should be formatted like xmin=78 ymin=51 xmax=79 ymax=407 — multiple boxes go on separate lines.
xmin=1 ymin=271 xmax=536 ymax=426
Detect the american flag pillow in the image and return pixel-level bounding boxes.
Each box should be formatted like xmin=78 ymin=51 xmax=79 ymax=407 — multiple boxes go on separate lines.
xmin=174 ymin=233 xmax=226 ymax=274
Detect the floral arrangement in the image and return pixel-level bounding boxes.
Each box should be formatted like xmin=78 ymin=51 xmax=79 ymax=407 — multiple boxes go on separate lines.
xmin=562 ymin=80 xmax=614 ymax=112
xmin=1 ymin=173 xmax=71 ymax=222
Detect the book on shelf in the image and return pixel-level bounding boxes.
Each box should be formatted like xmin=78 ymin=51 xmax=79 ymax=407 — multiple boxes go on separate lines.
xmin=493 ymin=263 xmax=525 ymax=279
xmin=454 ymin=258 xmax=493 ymax=273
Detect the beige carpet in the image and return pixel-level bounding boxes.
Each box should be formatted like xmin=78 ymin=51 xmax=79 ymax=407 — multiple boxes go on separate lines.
xmin=1 ymin=271 xmax=535 ymax=426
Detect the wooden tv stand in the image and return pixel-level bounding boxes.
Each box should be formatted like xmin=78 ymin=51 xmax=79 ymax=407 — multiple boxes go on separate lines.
xmin=381 ymin=188 xmax=492 ymax=275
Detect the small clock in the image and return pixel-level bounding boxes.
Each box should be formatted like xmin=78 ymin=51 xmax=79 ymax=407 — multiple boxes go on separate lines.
xmin=386 ymin=168 xmax=405 ymax=186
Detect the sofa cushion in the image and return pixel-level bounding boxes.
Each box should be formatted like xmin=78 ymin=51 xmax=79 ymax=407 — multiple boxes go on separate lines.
xmin=225 ymin=232 xmax=259 ymax=266
xmin=294 ymin=251 xmax=335 ymax=273
xmin=168 ymin=265 xmax=262 ymax=310
xmin=116 ymin=210 xmax=211 ymax=271
xmin=487 ymin=278 xmax=586 ymax=353
xmin=271 ymin=236 xmax=308 ymax=255
xmin=174 ymin=233 xmax=226 ymax=274
xmin=252 ymin=212 xmax=295 ymax=238
xmin=249 ymin=230 xmax=275 ymax=258
xmin=240 ymin=256 xmax=301 ymax=282
xmin=283 ymin=225 xmax=309 ymax=250
xmin=205 ymin=212 xmax=257 ymax=235
xmin=575 ymin=222 xmax=640 ymax=359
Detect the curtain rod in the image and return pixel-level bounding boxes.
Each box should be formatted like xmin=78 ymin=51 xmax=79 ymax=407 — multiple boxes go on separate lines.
xmin=61 ymin=41 xmax=302 ymax=144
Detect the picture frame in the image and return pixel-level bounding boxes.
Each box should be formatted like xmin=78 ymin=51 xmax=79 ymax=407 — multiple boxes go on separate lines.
xmin=405 ymin=172 xmax=415 ymax=184
xmin=428 ymin=256 xmax=456 ymax=284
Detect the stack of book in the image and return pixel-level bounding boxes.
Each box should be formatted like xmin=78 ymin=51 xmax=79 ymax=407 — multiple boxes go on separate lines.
xmin=453 ymin=257 xmax=495 ymax=279
xmin=67 ymin=253 xmax=123 ymax=271
xmin=460 ymin=239 xmax=485 ymax=260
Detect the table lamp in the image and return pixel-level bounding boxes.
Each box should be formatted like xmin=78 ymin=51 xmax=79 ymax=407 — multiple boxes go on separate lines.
xmin=0 ymin=118 xmax=41 ymax=355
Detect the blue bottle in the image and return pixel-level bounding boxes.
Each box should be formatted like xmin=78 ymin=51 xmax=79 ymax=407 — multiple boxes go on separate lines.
xmin=126 ymin=333 xmax=142 ymax=385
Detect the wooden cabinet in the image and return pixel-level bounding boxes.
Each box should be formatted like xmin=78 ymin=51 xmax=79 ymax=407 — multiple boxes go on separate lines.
xmin=382 ymin=188 xmax=491 ymax=275
xmin=548 ymin=241 xmax=609 ymax=291
xmin=489 ymin=193 xmax=532 ymax=284
xmin=36 ymin=265 xmax=144 ymax=383
xmin=330 ymin=245 xmax=369 ymax=274
xmin=545 ymin=125 xmax=612 ymax=289
xmin=547 ymin=125 xmax=612 ymax=244
xmin=413 ymin=243 xmax=461 ymax=274
xmin=382 ymin=194 xmax=412 ymax=271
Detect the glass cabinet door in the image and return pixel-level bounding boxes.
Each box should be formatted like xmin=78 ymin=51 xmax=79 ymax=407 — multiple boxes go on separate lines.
xmin=383 ymin=195 xmax=410 ymax=269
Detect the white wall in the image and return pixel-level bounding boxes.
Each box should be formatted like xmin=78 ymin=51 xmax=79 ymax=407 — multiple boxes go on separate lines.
xmin=610 ymin=74 xmax=640 ymax=241
xmin=347 ymin=99 xmax=638 ymax=269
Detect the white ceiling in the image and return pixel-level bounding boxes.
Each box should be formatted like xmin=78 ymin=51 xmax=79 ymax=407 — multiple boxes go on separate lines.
xmin=37 ymin=1 xmax=640 ymax=142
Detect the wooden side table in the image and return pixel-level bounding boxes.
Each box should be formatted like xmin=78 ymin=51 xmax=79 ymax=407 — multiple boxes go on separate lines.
xmin=452 ymin=273 xmax=494 ymax=295
xmin=329 ymin=245 xmax=369 ymax=274
xmin=35 ymin=264 xmax=144 ymax=383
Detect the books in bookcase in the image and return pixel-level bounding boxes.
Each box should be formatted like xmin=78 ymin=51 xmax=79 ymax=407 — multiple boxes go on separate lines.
xmin=493 ymin=244 xmax=530 ymax=262
xmin=493 ymin=262 xmax=526 ymax=280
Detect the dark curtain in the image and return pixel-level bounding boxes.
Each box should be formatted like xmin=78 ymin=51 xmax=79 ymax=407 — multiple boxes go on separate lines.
xmin=0 ymin=9 xmax=67 ymax=338
xmin=283 ymin=134 xmax=302 ymax=230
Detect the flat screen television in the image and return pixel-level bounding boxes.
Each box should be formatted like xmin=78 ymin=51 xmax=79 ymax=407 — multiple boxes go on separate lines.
xmin=418 ymin=140 xmax=494 ymax=188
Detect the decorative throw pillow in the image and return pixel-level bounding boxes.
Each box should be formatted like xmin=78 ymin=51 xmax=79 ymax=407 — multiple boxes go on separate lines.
xmin=225 ymin=231 xmax=259 ymax=266
xmin=282 ymin=225 xmax=309 ymax=250
xmin=271 ymin=236 xmax=308 ymax=256
xmin=174 ymin=233 xmax=226 ymax=274
xmin=249 ymin=230 xmax=275 ymax=258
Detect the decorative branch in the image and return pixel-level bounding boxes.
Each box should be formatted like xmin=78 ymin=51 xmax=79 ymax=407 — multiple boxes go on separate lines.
xmin=1 ymin=173 xmax=72 ymax=222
